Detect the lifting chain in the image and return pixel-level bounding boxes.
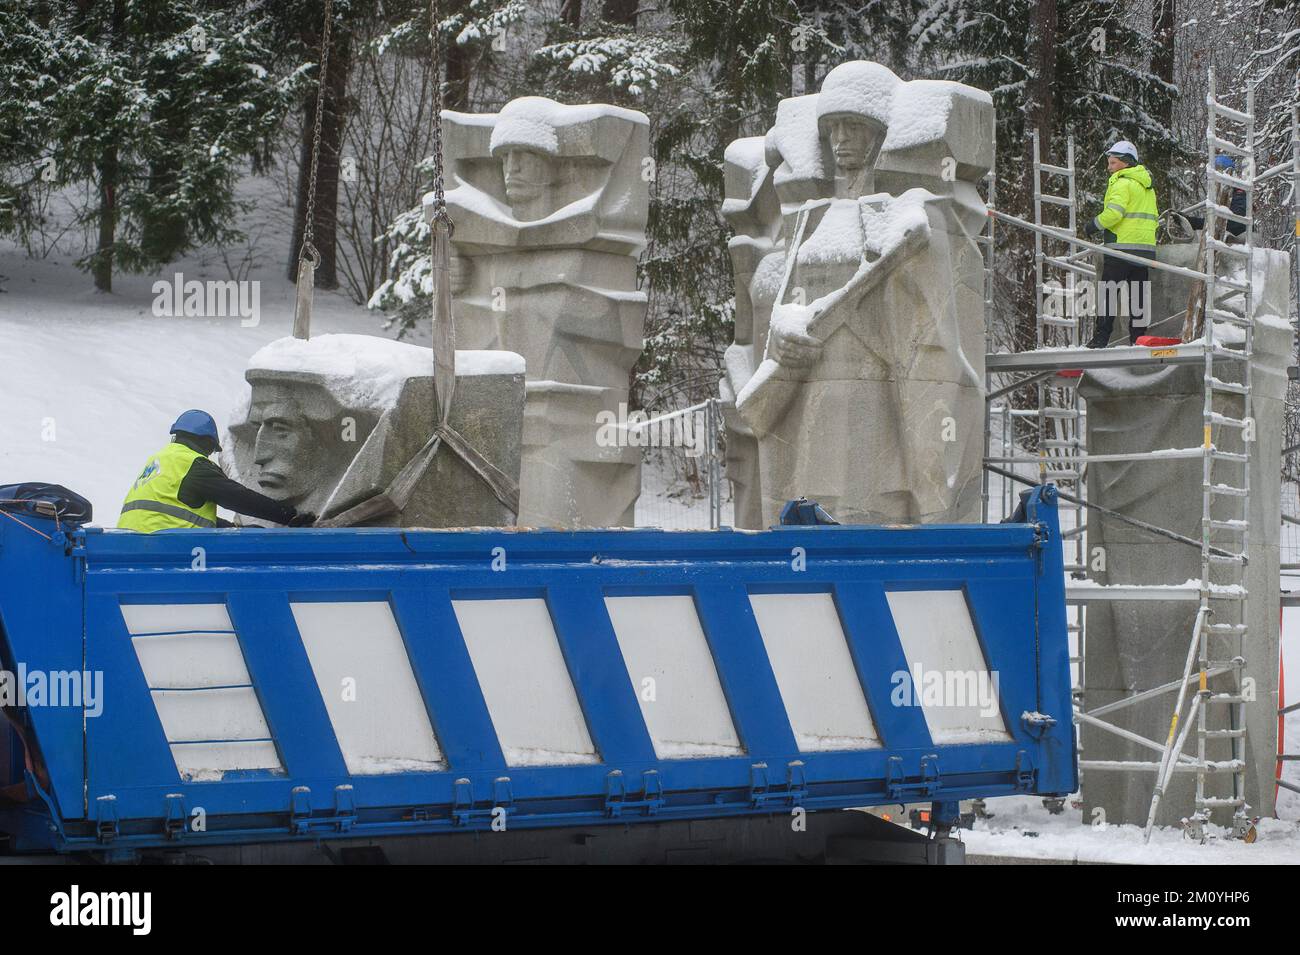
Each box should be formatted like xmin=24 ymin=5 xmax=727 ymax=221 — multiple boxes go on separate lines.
xmin=427 ymin=0 xmax=456 ymax=424
xmin=427 ymin=0 xmax=452 ymax=232
xmin=292 ymin=0 xmax=335 ymax=339
xmin=300 ymin=0 xmax=335 ymax=267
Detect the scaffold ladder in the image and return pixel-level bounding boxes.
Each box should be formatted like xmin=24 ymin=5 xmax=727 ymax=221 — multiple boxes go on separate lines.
xmin=1031 ymin=133 xmax=1092 ymax=812
xmin=1142 ymin=69 xmax=1257 ymax=842
xmin=983 ymin=68 xmax=1267 ymax=840
xmin=1032 ymin=132 xmax=1090 ymax=575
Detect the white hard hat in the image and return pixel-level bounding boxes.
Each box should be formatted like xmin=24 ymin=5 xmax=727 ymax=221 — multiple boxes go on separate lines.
xmin=1106 ymin=140 xmax=1139 ymax=164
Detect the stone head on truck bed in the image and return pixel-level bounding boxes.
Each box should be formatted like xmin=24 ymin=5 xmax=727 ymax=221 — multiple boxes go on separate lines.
xmin=226 ymin=334 xmax=524 ymax=528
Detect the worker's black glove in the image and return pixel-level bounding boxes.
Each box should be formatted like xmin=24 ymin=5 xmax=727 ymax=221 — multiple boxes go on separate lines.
xmin=287 ymin=510 xmax=317 ymax=527
xmin=1083 ymin=218 xmax=1101 ymax=239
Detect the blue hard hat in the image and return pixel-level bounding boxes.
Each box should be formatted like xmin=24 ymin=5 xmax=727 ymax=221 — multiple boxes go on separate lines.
xmin=1214 ymin=155 xmax=1236 ymax=170
xmin=170 ymin=409 xmax=221 ymax=450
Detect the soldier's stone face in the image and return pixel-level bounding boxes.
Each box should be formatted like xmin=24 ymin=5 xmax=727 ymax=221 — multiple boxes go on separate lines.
xmin=248 ymin=385 xmax=326 ymax=506
xmin=827 ymin=116 xmax=883 ymax=173
xmin=502 ymin=148 xmax=556 ymax=217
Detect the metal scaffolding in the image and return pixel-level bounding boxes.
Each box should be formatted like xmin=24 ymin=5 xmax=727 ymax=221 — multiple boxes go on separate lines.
xmin=981 ymin=68 xmax=1270 ymax=839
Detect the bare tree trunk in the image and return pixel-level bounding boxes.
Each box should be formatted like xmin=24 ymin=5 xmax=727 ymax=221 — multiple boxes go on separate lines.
xmin=1017 ymin=0 xmax=1058 ymax=352
xmin=560 ymin=0 xmax=582 ymax=28
xmin=1151 ymin=0 xmax=1177 ymax=200
xmin=1152 ymin=0 xmax=1176 ymax=100
xmin=288 ymin=25 xmax=353 ymax=289
xmin=444 ymin=33 xmax=472 ymax=110
xmin=91 ymin=0 xmax=125 ymax=293
xmin=1026 ymin=0 xmax=1058 ymax=176
xmin=602 ymin=0 xmax=637 ymax=26
xmin=93 ymin=146 xmax=117 ymax=292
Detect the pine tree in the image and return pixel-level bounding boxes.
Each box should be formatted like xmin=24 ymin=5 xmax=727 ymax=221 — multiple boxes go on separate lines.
xmin=12 ymin=1 xmax=294 ymax=292
xmin=913 ymin=0 xmax=1190 ymax=350
xmin=0 ymin=4 xmax=63 ymax=239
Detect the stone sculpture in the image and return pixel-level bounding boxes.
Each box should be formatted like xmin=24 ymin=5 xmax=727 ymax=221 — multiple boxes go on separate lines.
xmin=226 ymin=334 xmax=525 ymax=528
xmin=436 ymin=96 xmax=650 ymax=527
xmin=723 ymin=62 xmax=993 ymax=527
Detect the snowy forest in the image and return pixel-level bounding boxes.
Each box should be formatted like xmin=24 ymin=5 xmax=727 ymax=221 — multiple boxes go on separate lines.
xmin=1 ymin=0 xmax=1297 ymax=418
xmin=4 ymin=0 xmax=1300 ymax=871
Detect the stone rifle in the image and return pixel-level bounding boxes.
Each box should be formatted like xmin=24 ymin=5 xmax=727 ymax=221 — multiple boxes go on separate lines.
xmin=736 ymin=196 xmax=932 ymax=436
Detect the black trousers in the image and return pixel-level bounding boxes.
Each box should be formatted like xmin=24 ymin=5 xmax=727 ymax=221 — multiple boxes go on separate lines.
xmin=1091 ymin=251 xmax=1153 ymax=346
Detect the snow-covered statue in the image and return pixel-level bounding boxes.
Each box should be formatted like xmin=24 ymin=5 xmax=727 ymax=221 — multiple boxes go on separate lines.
xmin=438 ymin=96 xmax=650 ymax=527
xmin=231 ymin=370 xmax=371 ymax=518
xmin=723 ymin=62 xmax=993 ymax=527
xmin=227 ymin=335 xmax=525 ymax=528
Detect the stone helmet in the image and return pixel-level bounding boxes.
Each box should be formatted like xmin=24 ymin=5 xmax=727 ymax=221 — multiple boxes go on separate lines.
xmin=489 ymin=97 xmax=566 ymax=158
xmin=815 ymin=61 xmax=901 ymax=131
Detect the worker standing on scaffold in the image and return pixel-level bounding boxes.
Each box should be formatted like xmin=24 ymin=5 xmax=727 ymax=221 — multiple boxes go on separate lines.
xmin=1084 ymin=140 xmax=1160 ymax=348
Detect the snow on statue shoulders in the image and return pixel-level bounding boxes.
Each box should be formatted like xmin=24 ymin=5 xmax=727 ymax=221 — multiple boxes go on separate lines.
xmin=434 ymin=95 xmax=651 ymax=528
xmin=721 ymin=60 xmax=994 ymax=528
xmin=438 ymin=96 xmax=649 ymax=254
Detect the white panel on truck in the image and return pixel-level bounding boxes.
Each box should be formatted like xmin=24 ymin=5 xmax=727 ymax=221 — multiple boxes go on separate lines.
xmin=123 ymin=602 xmax=284 ymax=780
xmin=748 ymin=592 xmax=881 ymax=751
xmin=453 ymin=597 xmax=599 ymax=766
xmin=291 ymin=601 xmax=446 ymax=774
xmin=885 ymin=589 xmax=1011 ymax=744
xmin=605 ymin=594 xmax=744 ymax=758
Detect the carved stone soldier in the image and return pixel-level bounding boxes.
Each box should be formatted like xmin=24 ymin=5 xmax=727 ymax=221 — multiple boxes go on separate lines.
xmin=438 ymin=97 xmax=650 ymax=527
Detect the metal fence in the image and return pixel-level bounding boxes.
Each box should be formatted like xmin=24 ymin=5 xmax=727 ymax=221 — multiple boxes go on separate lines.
xmin=627 ymin=399 xmax=730 ymax=530
xmin=1283 ymin=481 xmax=1300 ymax=572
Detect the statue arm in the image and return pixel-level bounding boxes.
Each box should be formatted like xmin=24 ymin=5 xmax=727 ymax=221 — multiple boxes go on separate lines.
xmin=723 ymin=341 xmax=756 ymax=390
xmin=766 ymin=322 xmax=824 ymax=367
xmin=807 ymin=214 xmax=931 ymax=336
xmin=179 ymin=457 xmax=298 ymax=525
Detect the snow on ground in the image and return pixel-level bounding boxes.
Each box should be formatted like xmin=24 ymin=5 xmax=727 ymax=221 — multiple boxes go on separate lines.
xmin=0 ymin=242 xmax=385 ymax=525
xmin=634 ymin=448 xmax=733 ymax=529
xmin=964 ymin=794 xmax=1300 ymax=864
xmin=0 ymin=233 xmax=712 ymax=528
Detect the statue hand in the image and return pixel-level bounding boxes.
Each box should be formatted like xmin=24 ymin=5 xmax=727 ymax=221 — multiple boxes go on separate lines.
xmin=769 ymin=324 xmax=824 ymax=368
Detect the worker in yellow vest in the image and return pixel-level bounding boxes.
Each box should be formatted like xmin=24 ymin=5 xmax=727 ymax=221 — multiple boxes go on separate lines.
xmin=118 ymin=410 xmax=316 ymax=532
xmin=1084 ymin=139 xmax=1159 ymax=348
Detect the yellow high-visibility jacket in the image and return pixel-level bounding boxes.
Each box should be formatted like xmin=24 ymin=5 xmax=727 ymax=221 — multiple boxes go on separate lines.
xmin=118 ymin=442 xmax=218 ymax=532
xmin=1094 ymin=164 xmax=1159 ymax=250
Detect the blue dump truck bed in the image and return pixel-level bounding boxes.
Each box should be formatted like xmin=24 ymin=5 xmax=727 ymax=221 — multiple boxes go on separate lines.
xmin=0 ymin=486 xmax=1075 ymax=862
